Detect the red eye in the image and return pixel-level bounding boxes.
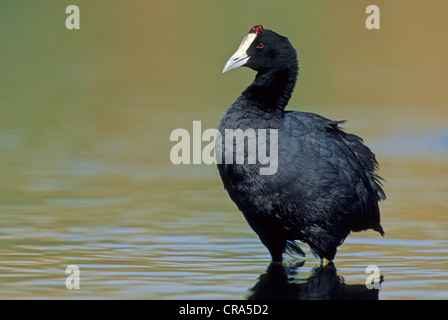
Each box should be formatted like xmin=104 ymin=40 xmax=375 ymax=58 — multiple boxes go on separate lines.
xmin=257 ymin=43 xmax=265 ymax=49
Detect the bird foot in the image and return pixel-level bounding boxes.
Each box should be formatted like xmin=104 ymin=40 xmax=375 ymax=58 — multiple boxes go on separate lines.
xmin=321 ymin=258 xmax=332 ymax=266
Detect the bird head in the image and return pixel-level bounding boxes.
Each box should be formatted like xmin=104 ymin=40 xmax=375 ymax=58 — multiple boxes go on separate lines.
xmin=222 ymin=25 xmax=297 ymax=74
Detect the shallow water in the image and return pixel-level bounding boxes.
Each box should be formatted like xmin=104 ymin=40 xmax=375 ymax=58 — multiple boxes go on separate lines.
xmin=0 ymin=107 xmax=447 ymax=299
xmin=1 ymin=1 xmax=447 ymax=300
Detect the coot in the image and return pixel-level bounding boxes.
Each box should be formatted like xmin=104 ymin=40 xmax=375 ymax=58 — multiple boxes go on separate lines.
xmin=217 ymin=25 xmax=385 ymax=263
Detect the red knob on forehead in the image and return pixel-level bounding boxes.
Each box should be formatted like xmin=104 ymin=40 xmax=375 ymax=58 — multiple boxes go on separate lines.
xmin=249 ymin=25 xmax=264 ymax=35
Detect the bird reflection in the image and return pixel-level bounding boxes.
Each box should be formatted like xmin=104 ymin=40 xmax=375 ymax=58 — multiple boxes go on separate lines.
xmin=247 ymin=261 xmax=382 ymax=300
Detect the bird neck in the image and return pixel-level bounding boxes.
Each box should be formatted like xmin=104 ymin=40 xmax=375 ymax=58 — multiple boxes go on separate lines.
xmin=242 ymin=63 xmax=298 ymax=112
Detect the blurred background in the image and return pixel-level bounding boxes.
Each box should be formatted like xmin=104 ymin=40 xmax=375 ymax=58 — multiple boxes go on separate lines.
xmin=0 ymin=1 xmax=447 ymax=299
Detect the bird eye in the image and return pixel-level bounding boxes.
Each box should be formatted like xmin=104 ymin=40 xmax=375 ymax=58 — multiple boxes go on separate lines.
xmin=257 ymin=43 xmax=265 ymax=49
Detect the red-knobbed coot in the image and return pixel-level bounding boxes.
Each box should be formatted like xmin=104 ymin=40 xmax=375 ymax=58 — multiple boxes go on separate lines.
xmin=217 ymin=25 xmax=385 ymax=263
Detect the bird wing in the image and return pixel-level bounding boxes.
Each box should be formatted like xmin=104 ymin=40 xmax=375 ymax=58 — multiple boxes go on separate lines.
xmin=279 ymin=111 xmax=385 ymax=233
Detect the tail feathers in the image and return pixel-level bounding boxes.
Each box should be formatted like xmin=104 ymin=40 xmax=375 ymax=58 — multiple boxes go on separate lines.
xmin=284 ymin=240 xmax=305 ymax=258
xmin=374 ymin=224 xmax=385 ymax=236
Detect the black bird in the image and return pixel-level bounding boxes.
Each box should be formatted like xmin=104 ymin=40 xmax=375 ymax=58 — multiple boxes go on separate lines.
xmin=217 ymin=25 xmax=385 ymax=263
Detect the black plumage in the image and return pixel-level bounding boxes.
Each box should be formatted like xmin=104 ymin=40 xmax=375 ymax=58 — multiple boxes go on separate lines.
xmin=217 ymin=25 xmax=385 ymax=262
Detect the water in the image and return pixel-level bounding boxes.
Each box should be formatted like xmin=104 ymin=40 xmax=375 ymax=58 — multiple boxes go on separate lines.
xmin=1 ymin=111 xmax=447 ymax=299
xmin=0 ymin=1 xmax=447 ymax=300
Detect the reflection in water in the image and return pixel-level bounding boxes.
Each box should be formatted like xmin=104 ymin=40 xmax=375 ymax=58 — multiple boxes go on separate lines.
xmin=247 ymin=261 xmax=382 ymax=300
